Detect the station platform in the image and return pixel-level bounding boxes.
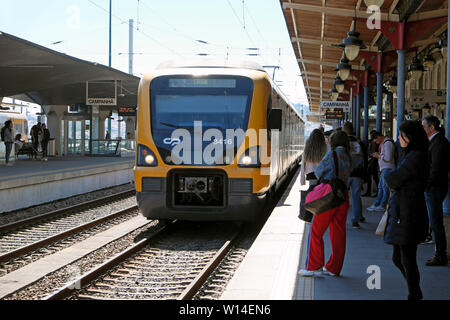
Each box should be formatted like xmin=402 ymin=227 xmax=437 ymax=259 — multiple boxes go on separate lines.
xmin=0 ymin=156 xmax=135 ymax=213
xmin=221 ymin=168 xmax=450 ymax=300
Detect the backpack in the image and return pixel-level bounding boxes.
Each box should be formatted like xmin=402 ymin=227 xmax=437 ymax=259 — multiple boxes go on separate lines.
xmin=0 ymin=126 xmax=5 ymax=142
xmin=349 ymin=136 xmax=364 ymax=171
xmin=384 ymin=138 xmax=398 ymax=166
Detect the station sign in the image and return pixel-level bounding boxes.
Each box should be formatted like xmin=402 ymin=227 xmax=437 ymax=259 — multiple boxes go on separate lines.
xmin=118 ymin=107 xmax=137 ymax=116
xmin=86 ymin=97 xmax=117 ymax=106
xmin=321 ymin=100 xmax=350 ymax=112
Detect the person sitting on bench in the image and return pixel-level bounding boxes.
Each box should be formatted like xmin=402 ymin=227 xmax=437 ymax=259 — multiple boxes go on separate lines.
xmin=15 ymin=134 xmax=37 ymax=159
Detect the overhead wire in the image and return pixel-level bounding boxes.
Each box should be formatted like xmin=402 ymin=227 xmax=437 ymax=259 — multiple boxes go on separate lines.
xmin=86 ymin=0 xmax=182 ymax=57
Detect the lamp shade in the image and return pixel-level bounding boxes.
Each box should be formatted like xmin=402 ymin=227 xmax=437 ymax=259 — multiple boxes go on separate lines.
xmin=335 ymin=58 xmax=352 ymax=80
xmin=339 ymin=30 xmax=366 ymax=61
xmin=331 ymin=87 xmax=339 ymax=101
xmin=345 ymin=44 xmax=361 ymax=61
xmin=334 ymin=76 xmax=345 ymax=93
xmin=339 ymin=68 xmax=351 ymax=81
xmin=388 ymin=76 xmax=397 ymax=94
xmin=423 ymin=55 xmax=435 ymax=69
xmin=408 ymin=57 xmax=424 ymax=81
xmin=364 ymin=0 xmax=385 ymax=7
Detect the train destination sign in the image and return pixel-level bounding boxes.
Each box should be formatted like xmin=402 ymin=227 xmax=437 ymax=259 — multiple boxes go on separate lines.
xmin=325 ymin=109 xmax=345 ymax=120
xmin=118 ymin=107 xmax=137 ymax=116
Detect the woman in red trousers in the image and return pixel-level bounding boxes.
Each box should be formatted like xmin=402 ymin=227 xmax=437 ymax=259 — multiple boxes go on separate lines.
xmin=299 ymin=131 xmax=352 ymax=277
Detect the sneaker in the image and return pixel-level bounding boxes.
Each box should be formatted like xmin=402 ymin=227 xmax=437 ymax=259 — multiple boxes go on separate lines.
xmin=373 ymin=205 xmax=386 ymax=212
xmin=359 ymin=216 xmax=366 ymax=223
xmin=425 ymin=256 xmax=448 ymax=266
xmin=420 ymin=236 xmax=434 ymax=245
xmin=366 ymin=204 xmax=379 ymax=211
xmin=298 ymin=269 xmax=323 ymax=277
xmin=352 ymin=222 xmax=361 ymax=229
xmin=322 ymin=267 xmax=337 ymax=276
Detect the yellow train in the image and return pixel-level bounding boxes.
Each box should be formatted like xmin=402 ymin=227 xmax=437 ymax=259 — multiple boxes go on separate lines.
xmin=0 ymin=111 xmax=29 ymax=142
xmin=134 ymin=60 xmax=305 ymax=221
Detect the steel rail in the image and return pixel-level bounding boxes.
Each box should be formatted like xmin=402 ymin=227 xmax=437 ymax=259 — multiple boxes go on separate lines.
xmin=0 ymin=189 xmax=135 ymax=234
xmin=43 ymin=224 xmax=171 ymax=300
xmin=0 ymin=205 xmax=138 ymax=263
xmin=43 ymin=223 xmax=241 ymax=301
xmin=177 ymin=230 xmax=240 ymax=300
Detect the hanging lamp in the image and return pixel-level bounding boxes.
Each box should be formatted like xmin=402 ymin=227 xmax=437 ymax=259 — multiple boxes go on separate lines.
xmin=335 ymin=58 xmax=352 ymax=81
xmin=338 ymin=18 xmax=366 ymax=61
xmin=364 ymin=0 xmax=385 ymax=7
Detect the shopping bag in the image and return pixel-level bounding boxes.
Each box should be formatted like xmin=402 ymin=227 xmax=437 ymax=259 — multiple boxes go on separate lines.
xmin=298 ymin=186 xmax=314 ymax=222
xmin=375 ymin=209 xmax=388 ymax=236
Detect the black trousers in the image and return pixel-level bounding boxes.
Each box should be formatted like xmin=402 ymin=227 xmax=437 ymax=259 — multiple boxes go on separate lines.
xmin=41 ymin=141 xmax=48 ymax=158
xmin=425 ymin=186 xmax=448 ymax=258
xmin=365 ymin=160 xmax=379 ymax=194
xmin=392 ymin=244 xmax=423 ymax=300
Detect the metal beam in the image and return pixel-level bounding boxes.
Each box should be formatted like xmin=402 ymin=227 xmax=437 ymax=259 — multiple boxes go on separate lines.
xmin=303 ymin=77 xmax=334 ymax=83
xmin=408 ymin=8 xmax=448 ymax=22
xmin=282 ymin=2 xmax=400 ymax=22
xmin=298 ymin=59 xmax=365 ymax=70
xmin=302 ymin=72 xmax=336 ymax=78
xmin=291 ymin=37 xmax=378 ymax=51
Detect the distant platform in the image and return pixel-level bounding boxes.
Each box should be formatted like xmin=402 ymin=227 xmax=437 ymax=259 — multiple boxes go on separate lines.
xmin=0 ymin=156 xmax=135 ymax=213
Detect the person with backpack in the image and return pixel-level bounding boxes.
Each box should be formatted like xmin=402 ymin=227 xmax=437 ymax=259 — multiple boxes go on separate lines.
xmin=367 ymin=131 xmax=396 ymax=212
xmin=298 ymin=131 xmax=352 ymax=277
xmin=2 ymin=120 xmax=14 ymax=166
xmin=422 ymin=115 xmax=449 ymax=266
xmin=343 ymin=122 xmax=367 ymax=228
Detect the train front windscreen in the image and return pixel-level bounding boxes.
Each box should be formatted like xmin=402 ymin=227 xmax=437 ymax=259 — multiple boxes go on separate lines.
xmin=149 ymin=76 xmax=254 ymax=165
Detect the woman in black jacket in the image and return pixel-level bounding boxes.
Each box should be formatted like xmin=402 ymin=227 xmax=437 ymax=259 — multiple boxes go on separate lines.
xmin=384 ymin=120 xmax=429 ymax=300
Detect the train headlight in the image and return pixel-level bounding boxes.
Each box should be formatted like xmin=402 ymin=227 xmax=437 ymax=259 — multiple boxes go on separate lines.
xmin=137 ymin=144 xmax=158 ymax=167
xmin=145 ymin=154 xmax=155 ymax=165
xmin=238 ymin=146 xmax=261 ymax=168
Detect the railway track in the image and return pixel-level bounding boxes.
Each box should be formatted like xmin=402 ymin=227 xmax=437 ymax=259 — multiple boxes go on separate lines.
xmin=44 ymin=221 xmax=241 ymax=300
xmin=0 ymin=190 xmax=136 ymax=264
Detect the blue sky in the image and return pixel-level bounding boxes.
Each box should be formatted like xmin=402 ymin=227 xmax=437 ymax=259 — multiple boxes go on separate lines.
xmin=0 ymin=0 xmax=308 ymax=106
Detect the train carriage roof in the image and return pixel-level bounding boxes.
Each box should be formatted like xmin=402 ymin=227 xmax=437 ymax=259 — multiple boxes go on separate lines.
xmin=156 ymin=59 xmax=267 ymax=73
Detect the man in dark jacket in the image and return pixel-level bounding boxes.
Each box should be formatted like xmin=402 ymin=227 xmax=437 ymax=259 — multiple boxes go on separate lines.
xmin=41 ymin=123 xmax=50 ymax=161
xmin=343 ymin=121 xmax=367 ymax=228
xmin=422 ymin=115 xmax=449 ymax=266
xmin=30 ymin=122 xmax=41 ymax=156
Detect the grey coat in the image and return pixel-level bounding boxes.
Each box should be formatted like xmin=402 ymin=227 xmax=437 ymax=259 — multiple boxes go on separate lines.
xmin=4 ymin=127 xmax=13 ymax=143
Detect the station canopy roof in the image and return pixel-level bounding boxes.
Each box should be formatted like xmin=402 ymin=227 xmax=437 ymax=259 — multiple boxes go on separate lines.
xmin=280 ymin=0 xmax=448 ymax=118
xmin=0 ymin=31 xmax=139 ymax=107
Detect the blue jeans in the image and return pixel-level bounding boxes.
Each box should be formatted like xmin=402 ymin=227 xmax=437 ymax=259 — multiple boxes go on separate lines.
xmin=425 ymin=187 xmax=448 ymax=257
xmin=348 ymin=177 xmax=363 ymax=224
xmin=4 ymin=142 xmax=12 ymax=164
xmin=374 ymin=168 xmax=393 ymax=208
